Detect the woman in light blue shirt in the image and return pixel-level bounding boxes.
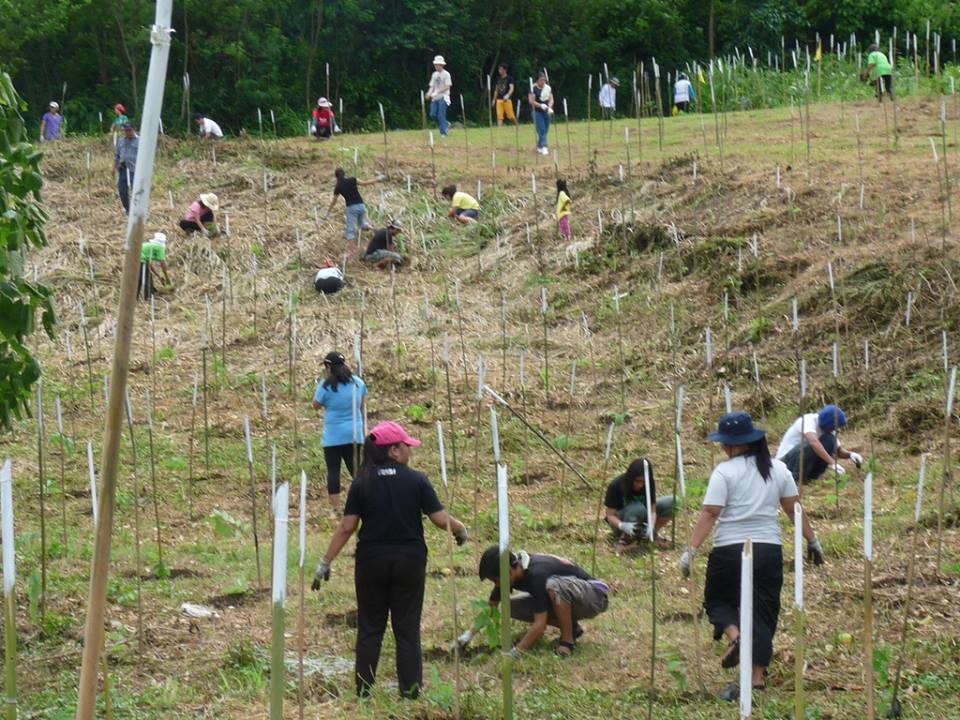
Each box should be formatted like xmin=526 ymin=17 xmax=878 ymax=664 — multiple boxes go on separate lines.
xmin=313 ymin=351 xmax=367 ymax=512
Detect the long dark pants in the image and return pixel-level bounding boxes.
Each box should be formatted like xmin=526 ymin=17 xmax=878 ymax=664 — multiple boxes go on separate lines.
xmin=137 ymin=262 xmax=154 ymax=300
xmin=783 ymin=432 xmax=837 ymax=484
xmin=704 ymin=542 xmax=783 ymax=668
xmin=118 ymin=168 xmax=133 ymax=213
xmin=355 ymin=551 xmax=426 ymax=698
xmin=322 ymin=443 xmax=358 ymax=495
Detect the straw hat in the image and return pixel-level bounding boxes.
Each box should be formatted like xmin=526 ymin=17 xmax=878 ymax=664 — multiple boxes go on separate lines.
xmin=317 ymin=97 xmax=332 ymax=107
xmin=199 ymin=193 xmax=219 ymax=211
xmin=432 ymin=55 xmax=446 ymax=66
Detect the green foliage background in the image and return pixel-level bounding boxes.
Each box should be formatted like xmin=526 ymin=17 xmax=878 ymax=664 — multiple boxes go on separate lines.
xmin=0 ymin=0 xmax=958 ymax=135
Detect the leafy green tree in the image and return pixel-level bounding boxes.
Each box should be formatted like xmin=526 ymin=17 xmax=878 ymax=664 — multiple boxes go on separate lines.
xmin=0 ymin=70 xmax=55 ymax=431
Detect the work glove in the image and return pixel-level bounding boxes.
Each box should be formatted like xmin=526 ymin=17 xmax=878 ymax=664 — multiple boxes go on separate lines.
xmin=505 ymin=646 xmax=522 ymax=661
xmin=830 ymin=463 xmax=846 ymax=476
xmin=454 ymin=526 xmax=469 ymax=546
xmin=452 ymin=629 xmax=475 ymax=651
xmin=680 ymin=547 xmax=697 ymax=578
xmin=807 ymin=538 xmax=825 ymax=566
xmin=619 ymin=521 xmax=637 ymax=538
xmin=376 ymin=174 xmax=386 ymax=181
xmin=311 ymin=560 xmax=331 ymax=590
xmin=201 ymin=227 xmax=211 ymax=238
xmin=848 ymin=452 xmax=864 ymax=468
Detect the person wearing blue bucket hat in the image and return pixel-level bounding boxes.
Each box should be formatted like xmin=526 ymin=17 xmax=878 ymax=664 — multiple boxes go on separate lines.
xmin=775 ymin=404 xmax=863 ymax=484
xmin=680 ymin=411 xmax=825 ymax=701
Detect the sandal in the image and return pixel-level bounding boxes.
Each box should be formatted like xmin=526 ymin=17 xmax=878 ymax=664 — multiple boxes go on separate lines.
xmin=557 ymin=640 xmax=575 ymax=657
xmin=721 ymin=637 xmax=740 ymax=669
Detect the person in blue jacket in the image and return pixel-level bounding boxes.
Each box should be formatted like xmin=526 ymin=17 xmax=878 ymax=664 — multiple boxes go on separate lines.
xmin=312 ymin=351 xmax=367 ymax=512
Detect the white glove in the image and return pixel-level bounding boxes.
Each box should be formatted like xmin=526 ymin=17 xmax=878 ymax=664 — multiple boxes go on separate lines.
xmin=505 ymin=646 xmax=522 ymax=661
xmin=848 ymin=452 xmax=864 ymax=468
xmin=454 ymin=629 xmax=474 ymax=651
xmin=679 ymin=547 xmax=697 ymax=578
xmin=201 ymin=228 xmax=211 ymax=238
xmin=311 ymin=560 xmax=331 ymax=590
xmin=376 ymin=174 xmax=386 ymax=181
xmin=831 ymin=463 xmax=847 ymax=475
xmin=547 ymin=107 xmax=554 ymax=115
xmin=619 ymin=521 xmax=637 ymax=538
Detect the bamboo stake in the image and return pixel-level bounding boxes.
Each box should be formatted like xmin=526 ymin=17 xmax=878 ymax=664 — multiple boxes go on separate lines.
xmin=187 ymin=372 xmax=198 ymax=520
xmin=589 ymin=424 xmax=615 ymax=575
xmin=149 ymin=296 xmax=158 ymax=399
xmin=644 ymin=458 xmax=657 ymax=720
xmin=437 ymin=421 xmax=462 ymax=719
xmin=540 ymin=287 xmax=550 ymax=405
xmin=1 ymin=460 xmax=17 ymax=720
xmin=220 ymin=264 xmax=228 ymax=370
xmin=864 ymin=470 xmax=875 ymax=720
xmin=613 ymin=287 xmax=627 ymax=412
xmin=251 ymin=253 xmax=258 ymax=336
xmin=201 ymin=322 xmax=211 ymax=484
xmin=558 ymin=361 xmax=576 ymax=526
xmin=36 ymin=380 xmax=47 ymax=618
xmin=243 ymin=417 xmax=264 ymax=588
xmin=454 ymin=280 xmax=469 ymax=393
xmin=442 ymin=334 xmax=460 ymax=474
xmin=489 ymin=405 xmax=513 ymax=720
xmin=55 ymin=396 xmax=67 ymax=547
xmin=586 ymin=75 xmax=592 ymax=161
xmin=472 ymin=357 xmax=486 ymax=530
xmin=270 ymin=482 xmax=289 ymax=720
xmin=64 ymin=333 xmax=78 ymax=440
xmin=794 ymin=503 xmax=805 ymax=720
xmin=144 ymin=391 xmax=165 ymax=576
xmin=297 ymin=470 xmax=307 ymax=720
xmin=122 ymin=391 xmax=145 ymax=655
xmin=936 ymin=366 xmax=956 ymax=571
xmin=79 ymin=303 xmax=95 ymax=412
xmin=740 ymin=539 xmax=754 ymax=719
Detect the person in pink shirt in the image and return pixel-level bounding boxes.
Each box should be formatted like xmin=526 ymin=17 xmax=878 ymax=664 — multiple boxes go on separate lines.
xmin=179 ymin=192 xmax=220 ymax=235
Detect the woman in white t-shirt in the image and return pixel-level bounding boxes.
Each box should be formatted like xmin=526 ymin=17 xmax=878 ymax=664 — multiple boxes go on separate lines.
xmin=680 ymin=412 xmax=824 ymax=701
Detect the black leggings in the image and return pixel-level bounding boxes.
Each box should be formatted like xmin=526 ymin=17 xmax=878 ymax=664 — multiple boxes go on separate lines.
xmin=323 ymin=443 xmax=359 ymax=495
xmin=704 ymin=542 xmax=783 ymax=668
xmin=355 ymin=551 xmax=426 ymax=698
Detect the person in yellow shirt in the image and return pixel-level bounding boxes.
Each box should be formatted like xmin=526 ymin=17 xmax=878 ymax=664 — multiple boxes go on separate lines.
xmin=441 ymin=185 xmax=480 ymax=225
xmin=556 ymin=179 xmax=572 ymax=240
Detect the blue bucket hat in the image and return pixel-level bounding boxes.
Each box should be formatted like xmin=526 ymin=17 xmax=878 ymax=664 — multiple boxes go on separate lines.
xmin=818 ymin=404 xmax=847 ymax=431
xmin=707 ymin=412 xmax=767 ymax=445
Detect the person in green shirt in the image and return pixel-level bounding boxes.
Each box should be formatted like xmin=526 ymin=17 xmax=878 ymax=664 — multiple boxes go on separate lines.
xmin=861 ymin=44 xmax=893 ymax=102
xmin=138 ymin=232 xmax=171 ymax=300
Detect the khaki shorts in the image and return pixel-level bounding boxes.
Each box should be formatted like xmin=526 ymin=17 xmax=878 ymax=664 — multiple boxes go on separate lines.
xmin=496 ymin=99 xmax=516 ymax=122
xmin=509 ymin=576 xmax=609 ymax=624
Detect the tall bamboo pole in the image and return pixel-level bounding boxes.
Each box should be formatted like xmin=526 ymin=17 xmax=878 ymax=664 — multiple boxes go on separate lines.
xmin=489 ymin=405 xmax=513 ymax=720
xmin=1 ymin=460 xmax=17 ymax=720
xmin=270 ymin=482 xmax=289 ymax=720
xmin=76 ymin=6 xmax=173 ymax=714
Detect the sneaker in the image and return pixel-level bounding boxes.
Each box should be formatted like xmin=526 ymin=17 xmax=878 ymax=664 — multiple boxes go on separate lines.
xmin=541 ymin=147 xmax=549 ymax=155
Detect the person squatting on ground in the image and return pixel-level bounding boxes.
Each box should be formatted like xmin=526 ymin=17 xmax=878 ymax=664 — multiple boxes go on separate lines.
xmin=529 ymin=72 xmax=554 ymax=155
xmin=599 ymin=76 xmax=619 ymax=119
xmin=556 ymin=179 xmax=572 ymax=241
xmin=494 ymin=63 xmax=518 ymax=126
xmin=195 ymin=114 xmax=223 ymax=139
xmin=461 ymin=547 xmax=609 ymax=659
xmin=680 ymin=412 xmax=824 ymax=701
xmin=312 ymin=351 xmax=367 ymax=512
xmin=40 ymin=101 xmax=64 ymax=141
xmin=862 ymin=44 xmax=894 ymax=102
xmin=312 ymin=97 xmax=336 ymax=139
xmin=179 ymin=193 xmax=220 ymax=235
xmin=426 ymin=55 xmax=452 ymax=137
xmin=441 ymin=185 xmax=480 ymax=225
xmin=314 ymin=260 xmax=345 ymax=295
xmin=604 ymin=457 xmax=674 ymax=549
xmin=776 ymin=404 xmax=862 ymax=485
xmin=312 ymin=422 xmax=468 ymax=698
xmin=326 ymin=168 xmax=384 ymax=246
xmin=674 ymin=73 xmax=696 ymax=113
xmin=113 ymin=122 xmax=138 ymax=214
xmin=362 ymin=219 xmax=405 ymax=270
xmin=138 ymin=232 xmax=170 ymax=300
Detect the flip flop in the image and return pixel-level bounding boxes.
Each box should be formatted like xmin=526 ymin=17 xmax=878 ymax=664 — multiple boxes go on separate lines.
xmin=721 ymin=637 xmax=741 ymax=669
xmin=718 ymin=682 xmax=766 ymax=702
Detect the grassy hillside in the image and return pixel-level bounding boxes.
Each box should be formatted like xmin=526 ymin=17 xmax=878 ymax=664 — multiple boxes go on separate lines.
xmin=3 ymin=95 xmax=959 ymax=719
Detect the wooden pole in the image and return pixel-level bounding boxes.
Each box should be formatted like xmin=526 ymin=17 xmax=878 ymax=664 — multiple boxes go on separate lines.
xmin=1 ymin=460 xmax=18 ymax=720
xmin=55 ymin=396 xmax=68 ymax=547
xmin=243 ymin=417 xmax=264 ymax=588
xmin=937 ymin=366 xmax=956 ymax=570
xmin=187 ymin=372 xmax=198 ymax=520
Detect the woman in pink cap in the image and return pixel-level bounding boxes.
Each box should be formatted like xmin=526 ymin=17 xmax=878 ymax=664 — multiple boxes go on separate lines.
xmin=312 ymin=420 xmax=468 ymax=699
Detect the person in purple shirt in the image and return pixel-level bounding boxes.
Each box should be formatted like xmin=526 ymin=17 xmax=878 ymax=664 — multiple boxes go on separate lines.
xmin=40 ymin=102 xmax=64 ymax=141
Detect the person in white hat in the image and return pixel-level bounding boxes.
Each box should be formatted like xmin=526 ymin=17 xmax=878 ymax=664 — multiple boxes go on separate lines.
xmin=138 ymin=232 xmax=170 ymax=300
xmin=528 ymin=71 xmax=554 ymax=155
xmin=40 ymin=101 xmax=64 ymax=142
xmin=599 ymin=76 xmax=619 ymax=119
xmin=425 ymin=55 xmax=452 ymax=137
xmin=179 ymin=193 xmax=220 ymax=236
xmin=312 ymin=97 xmax=336 ymax=140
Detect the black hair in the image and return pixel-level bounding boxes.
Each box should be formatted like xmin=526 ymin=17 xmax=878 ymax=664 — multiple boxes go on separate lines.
xmin=498 ymin=63 xmax=509 ymax=72
xmin=620 ymin=458 xmax=653 ymax=501
xmin=194 ymin=113 xmax=204 ymax=121
xmin=334 ymin=167 xmax=346 ymax=181
xmin=479 ymin=545 xmax=516 ymax=580
xmin=742 ymin=437 xmax=773 ymax=481
xmin=441 ymin=184 xmax=457 ymax=199
xmin=556 ymin=178 xmax=569 ymax=199
xmin=356 ymin=434 xmax=397 ymax=501
xmin=867 ymin=43 xmax=879 ymax=53
xmin=321 ymin=360 xmax=354 ymax=392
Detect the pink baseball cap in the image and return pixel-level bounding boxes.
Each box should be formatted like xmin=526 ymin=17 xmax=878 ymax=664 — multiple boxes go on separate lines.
xmin=370 ymin=421 xmax=422 ymax=447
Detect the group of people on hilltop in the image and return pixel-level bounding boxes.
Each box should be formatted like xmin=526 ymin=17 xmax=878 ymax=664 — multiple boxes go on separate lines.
xmin=308 ymin=342 xmax=859 ymax=702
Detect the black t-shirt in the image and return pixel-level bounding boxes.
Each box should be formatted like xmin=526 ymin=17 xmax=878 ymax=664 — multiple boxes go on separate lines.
xmin=334 ymin=177 xmax=363 ymax=206
xmin=603 ymin=473 xmax=656 ymax=511
xmin=343 ymin=462 xmax=443 ymax=560
xmin=496 ymin=74 xmax=515 ymax=100
xmin=364 ymin=228 xmax=390 ymax=256
xmin=532 ymin=85 xmax=549 ymax=111
xmin=489 ymin=554 xmax=595 ymax=614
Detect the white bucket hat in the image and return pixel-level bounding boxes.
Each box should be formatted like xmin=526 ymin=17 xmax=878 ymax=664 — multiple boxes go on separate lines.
xmin=49 ymin=101 xmax=60 ymax=109
xmin=432 ymin=55 xmax=446 ymax=66
xmin=317 ymin=97 xmax=332 ymax=107
xmin=199 ymin=193 xmax=219 ymax=211
xmin=153 ymin=232 xmax=167 ymax=246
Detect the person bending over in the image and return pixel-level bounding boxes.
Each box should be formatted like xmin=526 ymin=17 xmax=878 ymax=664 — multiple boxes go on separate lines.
xmin=362 ymin=220 xmax=405 ymax=270
xmin=441 ymin=185 xmax=480 ymax=225
xmin=604 ymin=457 xmax=674 ymax=548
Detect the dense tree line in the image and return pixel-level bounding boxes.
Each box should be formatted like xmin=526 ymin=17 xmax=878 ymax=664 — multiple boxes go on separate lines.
xmin=1 ymin=0 xmax=959 ymax=135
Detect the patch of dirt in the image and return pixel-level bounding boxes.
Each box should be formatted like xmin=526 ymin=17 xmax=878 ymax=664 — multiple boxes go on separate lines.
xmin=206 ymin=587 xmax=270 ymax=609
xmin=324 ymin=610 xmax=358 ymax=628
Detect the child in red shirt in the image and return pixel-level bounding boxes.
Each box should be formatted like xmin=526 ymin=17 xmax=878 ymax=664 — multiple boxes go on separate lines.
xmin=312 ymin=97 xmax=336 ymax=139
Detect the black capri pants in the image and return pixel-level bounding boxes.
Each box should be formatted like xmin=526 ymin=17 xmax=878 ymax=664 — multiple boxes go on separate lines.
xmin=704 ymin=542 xmax=783 ymax=668
xmin=323 ymin=443 xmax=359 ymax=495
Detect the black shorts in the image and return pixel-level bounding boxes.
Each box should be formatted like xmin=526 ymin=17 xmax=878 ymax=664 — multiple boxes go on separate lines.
xmin=315 ymin=276 xmax=344 ymax=294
